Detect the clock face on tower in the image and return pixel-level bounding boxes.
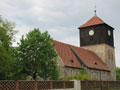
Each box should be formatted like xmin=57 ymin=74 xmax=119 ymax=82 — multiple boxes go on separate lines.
xmin=89 ymin=30 xmax=94 ymax=36
xmin=108 ymin=30 xmax=111 ymax=36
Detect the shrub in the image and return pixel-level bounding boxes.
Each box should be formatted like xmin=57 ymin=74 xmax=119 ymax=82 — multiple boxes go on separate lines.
xmin=59 ymin=74 xmax=92 ymax=81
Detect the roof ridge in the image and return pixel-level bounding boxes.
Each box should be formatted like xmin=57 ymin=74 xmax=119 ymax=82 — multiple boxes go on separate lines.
xmin=53 ymin=40 xmax=82 ymax=49
xmin=53 ymin=40 xmax=100 ymax=54
xmin=53 ymin=40 xmax=71 ymax=46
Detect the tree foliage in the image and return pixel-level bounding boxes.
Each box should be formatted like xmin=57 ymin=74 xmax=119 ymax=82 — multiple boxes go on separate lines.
xmin=0 ymin=27 xmax=10 ymax=50
xmin=116 ymin=67 xmax=120 ymax=80
xmin=0 ymin=16 xmax=17 ymax=45
xmin=15 ymin=28 xmax=59 ymax=80
xmin=80 ymin=65 xmax=87 ymax=75
xmin=0 ymin=45 xmax=14 ymax=80
xmin=60 ymin=74 xmax=92 ymax=81
xmin=0 ymin=16 xmax=16 ymax=80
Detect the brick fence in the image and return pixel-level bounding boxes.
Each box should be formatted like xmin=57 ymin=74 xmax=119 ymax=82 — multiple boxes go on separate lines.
xmin=0 ymin=81 xmax=74 ymax=90
xmin=81 ymin=81 xmax=120 ymax=88
xmin=81 ymin=81 xmax=120 ymax=90
xmin=1 ymin=80 xmax=120 ymax=90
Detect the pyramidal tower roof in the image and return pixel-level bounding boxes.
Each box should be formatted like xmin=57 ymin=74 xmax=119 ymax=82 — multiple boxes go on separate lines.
xmin=78 ymin=16 xmax=105 ymax=29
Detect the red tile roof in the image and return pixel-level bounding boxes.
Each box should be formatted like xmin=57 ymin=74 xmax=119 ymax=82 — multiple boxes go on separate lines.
xmin=70 ymin=45 xmax=110 ymax=71
xmin=78 ymin=16 xmax=105 ymax=29
xmin=53 ymin=40 xmax=81 ymax=68
xmin=53 ymin=40 xmax=110 ymax=71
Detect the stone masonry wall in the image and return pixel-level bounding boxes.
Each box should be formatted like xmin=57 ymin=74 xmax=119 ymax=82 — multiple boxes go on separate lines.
xmin=86 ymin=68 xmax=111 ymax=81
xmin=57 ymin=55 xmax=80 ymax=78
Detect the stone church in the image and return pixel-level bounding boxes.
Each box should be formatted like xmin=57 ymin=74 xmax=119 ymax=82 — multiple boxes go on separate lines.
xmin=53 ymin=15 xmax=116 ymax=81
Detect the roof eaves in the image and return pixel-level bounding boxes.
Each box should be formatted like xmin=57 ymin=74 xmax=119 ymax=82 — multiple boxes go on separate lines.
xmin=65 ymin=66 xmax=81 ymax=69
xmin=78 ymin=23 xmax=104 ymax=29
xmin=88 ymin=67 xmax=110 ymax=72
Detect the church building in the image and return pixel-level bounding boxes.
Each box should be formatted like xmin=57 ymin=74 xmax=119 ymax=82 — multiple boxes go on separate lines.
xmin=53 ymin=15 xmax=116 ymax=81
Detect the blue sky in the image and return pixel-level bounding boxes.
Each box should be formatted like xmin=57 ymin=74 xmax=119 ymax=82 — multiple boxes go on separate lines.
xmin=0 ymin=0 xmax=120 ymax=66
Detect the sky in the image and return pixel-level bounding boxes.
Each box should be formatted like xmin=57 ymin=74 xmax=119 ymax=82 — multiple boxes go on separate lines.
xmin=0 ymin=0 xmax=120 ymax=66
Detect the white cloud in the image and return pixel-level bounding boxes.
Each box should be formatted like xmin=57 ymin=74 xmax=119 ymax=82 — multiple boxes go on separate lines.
xmin=29 ymin=6 xmax=44 ymax=15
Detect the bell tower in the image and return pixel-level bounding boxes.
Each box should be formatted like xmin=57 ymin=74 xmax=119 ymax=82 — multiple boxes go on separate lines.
xmin=78 ymin=15 xmax=116 ymax=81
xmin=78 ymin=16 xmax=114 ymax=47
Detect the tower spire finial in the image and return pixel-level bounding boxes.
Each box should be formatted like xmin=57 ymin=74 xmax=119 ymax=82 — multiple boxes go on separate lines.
xmin=94 ymin=4 xmax=97 ymax=16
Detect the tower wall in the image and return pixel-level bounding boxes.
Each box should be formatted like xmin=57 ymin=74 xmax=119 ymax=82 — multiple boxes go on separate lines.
xmin=79 ymin=24 xmax=114 ymax=47
xmin=81 ymin=44 xmax=116 ymax=81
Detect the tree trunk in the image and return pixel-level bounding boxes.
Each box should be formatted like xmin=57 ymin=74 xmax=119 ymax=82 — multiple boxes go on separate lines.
xmin=33 ymin=72 xmax=37 ymax=80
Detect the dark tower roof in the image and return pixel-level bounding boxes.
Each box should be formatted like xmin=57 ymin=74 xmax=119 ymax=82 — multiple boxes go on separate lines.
xmin=78 ymin=16 xmax=105 ymax=29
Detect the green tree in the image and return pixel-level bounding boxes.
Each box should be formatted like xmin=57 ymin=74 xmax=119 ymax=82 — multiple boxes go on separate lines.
xmin=116 ymin=67 xmax=120 ymax=80
xmin=0 ymin=16 xmax=17 ymax=56
xmin=0 ymin=16 xmax=17 ymax=47
xmin=0 ymin=45 xmax=14 ymax=80
xmin=15 ymin=28 xmax=59 ymax=80
xmin=0 ymin=27 xmax=10 ymax=50
xmin=0 ymin=16 xmax=17 ymax=80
